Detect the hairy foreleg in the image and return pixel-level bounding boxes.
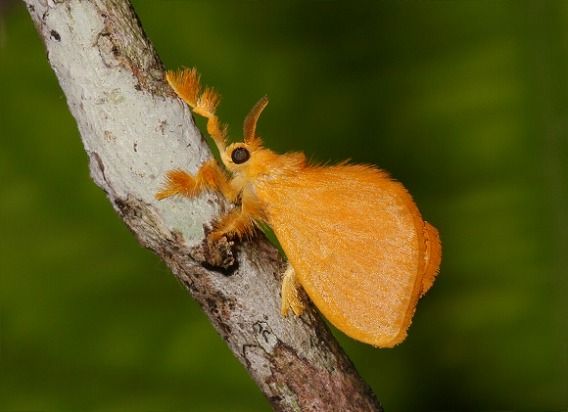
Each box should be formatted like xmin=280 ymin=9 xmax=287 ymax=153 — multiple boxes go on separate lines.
xmin=155 ymin=159 xmax=236 ymax=201
xmin=166 ymin=68 xmax=227 ymax=152
xmin=208 ymin=193 xmax=264 ymax=241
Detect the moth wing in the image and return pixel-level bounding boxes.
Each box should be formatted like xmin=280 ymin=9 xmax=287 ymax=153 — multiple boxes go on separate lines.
xmin=258 ymin=165 xmax=432 ymax=347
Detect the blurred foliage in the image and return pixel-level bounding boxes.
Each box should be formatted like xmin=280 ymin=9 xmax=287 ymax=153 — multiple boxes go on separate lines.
xmin=1 ymin=1 xmax=566 ymax=411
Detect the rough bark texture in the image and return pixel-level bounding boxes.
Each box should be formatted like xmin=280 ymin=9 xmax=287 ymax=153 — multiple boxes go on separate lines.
xmin=24 ymin=0 xmax=382 ymax=410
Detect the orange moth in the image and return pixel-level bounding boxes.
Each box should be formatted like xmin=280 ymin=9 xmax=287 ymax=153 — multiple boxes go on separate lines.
xmin=156 ymin=67 xmax=441 ymax=348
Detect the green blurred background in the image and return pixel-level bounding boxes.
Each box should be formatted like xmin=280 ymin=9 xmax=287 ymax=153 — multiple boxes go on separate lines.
xmin=1 ymin=1 xmax=566 ymax=410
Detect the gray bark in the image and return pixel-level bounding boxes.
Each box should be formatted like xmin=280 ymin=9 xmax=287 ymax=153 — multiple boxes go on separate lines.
xmin=24 ymin=0 xmax=382 ymax=410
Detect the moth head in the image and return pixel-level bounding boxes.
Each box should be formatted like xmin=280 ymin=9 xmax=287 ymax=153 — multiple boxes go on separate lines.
xmin=222 ymin=142 xmax=254 ymax=172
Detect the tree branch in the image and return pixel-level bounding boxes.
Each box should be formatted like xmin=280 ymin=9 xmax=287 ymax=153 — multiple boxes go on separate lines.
xmin=24 ymin=0 xmax=382 ymax=410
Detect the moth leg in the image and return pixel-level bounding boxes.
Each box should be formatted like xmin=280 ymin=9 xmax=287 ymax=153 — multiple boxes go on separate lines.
xmin=166 ymin=68 xmax=227 ymax=153
xmin=155 ymin=159 xmax=237 ymax=201
xmin=208 ymin=193 xmax=264 ymax=241
xmin=281 ymin=264 xmax=306 ymax=317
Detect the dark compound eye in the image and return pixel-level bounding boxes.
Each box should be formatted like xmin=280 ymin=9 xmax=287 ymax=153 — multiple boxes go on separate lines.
xmin=231 ymin=147 xmax=250 ymax=164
